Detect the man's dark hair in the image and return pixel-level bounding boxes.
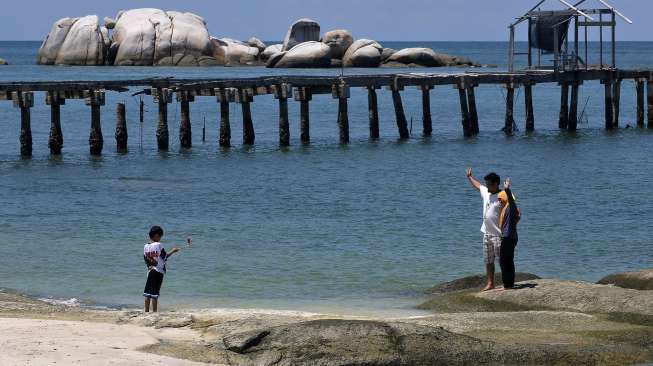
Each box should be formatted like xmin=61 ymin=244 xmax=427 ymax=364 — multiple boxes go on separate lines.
xmin=149 ymin=226 xmax=164 ymax=239
xmin=484 ymin=172 xmax=500 ymax=185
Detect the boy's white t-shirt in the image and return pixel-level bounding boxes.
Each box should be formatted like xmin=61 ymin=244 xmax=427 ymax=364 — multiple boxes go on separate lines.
xmin=143 ymin=242 xmax=167 ymax=274
xmin=480 ymin=185 xmax=502 ymax=236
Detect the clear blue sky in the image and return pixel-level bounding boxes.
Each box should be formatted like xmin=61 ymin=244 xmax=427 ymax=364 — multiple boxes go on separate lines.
xmin=0 ymin=0 xmax=648 ymax=41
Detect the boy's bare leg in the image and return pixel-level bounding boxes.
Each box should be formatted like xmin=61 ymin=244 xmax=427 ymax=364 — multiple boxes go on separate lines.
xmin=152 ymin=299 xmax=158 ymax=312
xmin=483 ymin=263 xmax=495 ymax=291
xmin=144 ymin=298 xmax=151 ymax=312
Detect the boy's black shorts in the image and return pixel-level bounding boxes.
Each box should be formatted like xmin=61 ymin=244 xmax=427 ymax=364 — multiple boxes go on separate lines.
xmin=143 ymin=270 xmax=164 ymax=299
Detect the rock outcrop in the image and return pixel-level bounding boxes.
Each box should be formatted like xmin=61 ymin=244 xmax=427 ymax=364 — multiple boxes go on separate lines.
xmin=428 ymin=272 xmax=541 ymax=294
xmin=384 ymin=47 xmax=479 ymax=68
xmin=282 ymin=18 xmax=320 ymax=51
xmin=246 ymin=37 xmax=267 ymax=52
xmin=38 ymin=15 xmax=107 ymax=65
xmin=267 ymin=41 xmax=331 ymax=68
xmin=598 ymin=268 xmax=653 ymax=291
xmin=260 ymin=44 xmax=282 ymax=61
xmin=217 ymin=38 xmax=259 ymax=66
xmin=322 ymin=29 xmax=353 ymax=59
xmin=342 ymin=39 xmax=383 ymax=67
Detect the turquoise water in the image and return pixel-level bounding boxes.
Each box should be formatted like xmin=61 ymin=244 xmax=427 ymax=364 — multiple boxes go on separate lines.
xmin=0 ymin=42 xmax=652 ymax=314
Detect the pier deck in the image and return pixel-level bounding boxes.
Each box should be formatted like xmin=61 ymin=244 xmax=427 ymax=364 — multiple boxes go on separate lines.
xmin=1 ymin=68 xmax=652 ymax=156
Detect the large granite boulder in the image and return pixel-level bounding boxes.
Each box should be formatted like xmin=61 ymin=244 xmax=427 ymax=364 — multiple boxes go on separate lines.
xmin=322 ymin=29 xmax=353 ymax=59
xmin=218 ymin=38 xmax=259 ymax=66
xmin=384 ymin=47 xmax=445 ymax=67
xmin=260 ymin=44 xmax=282 ymax=61
xmin=598 ymin=268 xmax=653 ymax=290
xmin=38 ymin=15 xmax=107 ymax=65
xmin=282 ymin=18 xmax=320 ymax=51
xmin=267 ymin=41 xmax=331 ymax=68
xmin=342 ymin=39 xmax=383 ymax=67
xmin=222 ymin=319 xmax=496 ymax=365
xmin=111 ymin=8 xmax=216 ymax=66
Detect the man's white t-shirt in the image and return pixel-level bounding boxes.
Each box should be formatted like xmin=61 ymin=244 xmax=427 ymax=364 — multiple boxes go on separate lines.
xmin=480 ymin=185 xmax=502 ymax=236
xmin=144 ymin=242 xmax=167 ymax=274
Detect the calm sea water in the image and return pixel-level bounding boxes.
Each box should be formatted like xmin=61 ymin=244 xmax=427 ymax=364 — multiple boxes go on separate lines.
xmin=0 ymin=41 xmax=652 ymax=315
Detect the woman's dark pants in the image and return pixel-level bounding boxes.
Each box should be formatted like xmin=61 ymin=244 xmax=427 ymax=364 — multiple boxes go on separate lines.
xmin=499 ymin=238 xmax=518 ymax=288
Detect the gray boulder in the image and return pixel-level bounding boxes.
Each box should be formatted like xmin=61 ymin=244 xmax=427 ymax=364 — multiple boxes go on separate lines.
xmin=598 ymin=268 xmax=653 ymax=290
xmin=322 ymin=29 xmax=353 ymax=59
xmin=38 ymin=16 xmax=106 ymax=66
xmin=268 ymin=41 xmax=331 ymax=68
xmin=218 ymin=38 xmax=259 ymax=66
xmin=282 ymin=18 xmax=320 ymax=51
xmin=222 ymin=319 xmax=495 ymax=366
xmin=260 ymin=44 xmax=282 ymax=61
xmin=342 ymin=39 xmax=383 ymax=67
xmin=247 ymin=37 xmax=267 ymax=52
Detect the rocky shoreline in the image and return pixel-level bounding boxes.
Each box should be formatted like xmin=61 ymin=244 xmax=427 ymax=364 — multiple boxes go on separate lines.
xmin=36 ymin=9 xmax=480 ymax=69
xmin=2 ymin=268 xmax=652 ymax=365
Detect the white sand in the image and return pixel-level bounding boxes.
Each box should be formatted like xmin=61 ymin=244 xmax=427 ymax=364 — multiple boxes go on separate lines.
xmin=0 ymin=318 xmax=211 ymax=366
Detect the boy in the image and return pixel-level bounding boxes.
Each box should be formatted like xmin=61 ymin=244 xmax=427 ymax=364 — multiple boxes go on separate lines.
xmin=466 ymin=168 xmax=503 ymax=291
xmin=143 ymin=226 xmax=182 ymax=312
xmin=498 ymin=178 xmax=520 ymax=289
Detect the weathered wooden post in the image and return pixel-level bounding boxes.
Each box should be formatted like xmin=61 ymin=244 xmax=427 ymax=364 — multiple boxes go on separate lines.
xmin=86 ymin=89 xmax=105 ymax=156
xmin=294 ymin=87 xmax=312 ymax=144
xmin=636 ymin=78 xmax=645 ymax=127
xmin=419 ymin=84 xmax=433 ymax=136
xmin=647 ymin=77 xmax=653 ymax=129
xmin=333 ymin=82 xmax=350 ymax=144
xmin=504 ymin=84 xmax=516 ymax=135
xmin=612 ymin=79 xmax=621 ymax=128
xmin=115 ymin=102 xmax=128 ymax=152
xmin=177 ymin=91 xmax=193 ymax=148
xmin=389 ymin=84 xmax=409 ymax=139
xmin=568 ymin=81 xmax=581 ymax=131
xmin=559 ymin=82 xmax=569 ymax=129
xmin=367 ymin=86 xmax=380 ymax=139
xmin=455 ymin=83 xmax=472 ymax=137
xmin=154 ymin=88 xmax=172 ymax=151
xmin=602 ymin=79 xmax=615 ymax=130
xmin=467 ymin=84 xmax=479 ymax=135
xmin=524 ymin=82 xmax=535 ymax=132
xmin=46 ymin=91 xmax=64 ymax=155
xmin=274 ymin=83 xmax=291 ymax=147
xmin=237 ymin=88 xmax=255 ymax=145
xmin=216 ymin=88 xmax=231 ymax=147
xmin=13 ymin=91 xmax=34 ymax=158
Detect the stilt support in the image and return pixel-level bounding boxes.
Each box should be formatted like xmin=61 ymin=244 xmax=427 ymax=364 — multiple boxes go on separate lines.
xmin=524 ymin=83 xmax=535 ymax=132
xmin=153 ymin=88 xmax=172 ymax=151
xmin=274 ymin=84 xmax=292 ymax=147
xmin=367 ymin=87 xmax=380 ymax=139
xmin=504 ymin=84 xmax=516 ymax=135
xmin=294 ymin=87 xmax=312 ymax=144
xmin=467 ymin=85 xmax=479 ymax=135
xmin=177 ymin=91 xmax=193 ymax=148
xmin=389 ymin=85 xmax=409 ymax=139
xmin=237 ymin=88 xmax=255 ymax=145
xmin=636 ymin=79 xmax=645 ymax=127
xmin=559 ymin=82 xmax=569 ymax=129
xmin=46 ymin=92 xmax=64 ymax=155
xmin=217 ymin=88 xmax=231 ymax=147
xmin=455 ymin=83 xmax=472 ymax=137
xmin=333 ymin=83 xmax=350 ymax=144
xmin=568 ymin=81 xmax=581 ymax=132
xmin=115 ymin=102 xmax=128 ymax=152
xmin=13 ymin=92 xmax=34 ymax=158
xmin=86 ymin=90 xmax=105 ymax=156
xmin=602 ymin=79 xmax=615 ymax=130
xmin=420 ymin=84 xmax=433 ymax=136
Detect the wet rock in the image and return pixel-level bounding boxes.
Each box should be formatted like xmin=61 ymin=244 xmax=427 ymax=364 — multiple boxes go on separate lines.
xmin=260 ymin=44 xmax=282 ymax=61
xmin=429 ymin=272 xmax=541 ymax=294
xmin=246 ymin=37 xmax=267 ymax=52
xmin=268 ymin=41 xmax=331 ymax=68
xmin=342 ymin=39 xmax=383 ymax=67
xmin=38 ymin=16 xmax=106 ymax=66
xmin=322 ymin=29 xmax=353 ymax=59
xmin=282 ymin=18 xmax=320 ymax=51
xmin=598 ymin=268 xmax=653 ymax=291
xmin=222 ymin=319 xmax=495 ymax=366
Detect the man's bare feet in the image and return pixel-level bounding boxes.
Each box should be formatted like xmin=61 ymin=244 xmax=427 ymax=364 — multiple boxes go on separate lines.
xmin=481 ymin=284 xmax=495 ymax=292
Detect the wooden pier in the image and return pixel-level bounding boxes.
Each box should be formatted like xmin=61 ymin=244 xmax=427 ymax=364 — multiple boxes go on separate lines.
xmin=1 ymin=68 xmax=653 ymax=157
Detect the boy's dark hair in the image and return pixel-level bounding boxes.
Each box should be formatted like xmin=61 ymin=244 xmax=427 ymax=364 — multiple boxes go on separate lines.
xmin=484 ymin=172 xmax=501 ymax=185
xmin=149 ymin=226 xmax=164 ymax=239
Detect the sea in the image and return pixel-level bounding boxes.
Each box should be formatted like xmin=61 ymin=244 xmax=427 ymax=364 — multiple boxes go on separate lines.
xmin=0 ymin=41 xmax=652 ymax=316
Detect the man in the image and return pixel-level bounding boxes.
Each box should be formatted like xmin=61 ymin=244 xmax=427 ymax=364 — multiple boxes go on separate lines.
xmin=466 ymin=168 xmax=503 ymax=291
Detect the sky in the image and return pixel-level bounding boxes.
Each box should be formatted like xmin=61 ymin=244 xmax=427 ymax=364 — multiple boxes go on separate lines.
xmin=0 ymin=0 xmax=649 ymax=42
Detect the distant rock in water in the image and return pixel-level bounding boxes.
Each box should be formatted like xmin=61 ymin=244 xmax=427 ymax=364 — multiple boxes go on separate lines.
xmin=322 ymin=29 xmax=353 ymax=59
xmin=267 ymin=41 xmax=331 ymax=68
xmin=0 ymin=58 xmax=7 ymax=65
xmin=282 ymin=18 xmax=320 ymax=51
xmin=38 ymin=15 xmax=107 ymax=65
xmin=383 ymin=47 xmax=479 ymax=68
xmin=597 ymin=268 xmax=653 ymax=290
xmin=260 ymin=44 xmax=282 ymax=61
xmin=343 ymin=39 xmax=383 ymax=68
xmin=246 ymin=37 xmax=267 ymax=53
xmin=428 ymin=272 xmax=541 ymax=294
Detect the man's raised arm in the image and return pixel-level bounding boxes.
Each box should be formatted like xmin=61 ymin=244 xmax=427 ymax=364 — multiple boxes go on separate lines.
xmin=466 ymin=167 xmax=481 ymax=191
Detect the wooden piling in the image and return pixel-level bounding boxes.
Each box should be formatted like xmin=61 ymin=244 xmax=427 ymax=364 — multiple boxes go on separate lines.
xmin=274 ymin=84 xmax=291 ymax=147
xmin=333 ymin=83 xmax=350 ymax=144
xmin=612 ymin=79 xmax=621 ymax=128
xmin=568 ymin=82 xmax=580 ymax=131
xmin=155 ymin=88 xmax=171 ymax=151
xmin=46 ymin=92 xmax=64 ymax=155
xmin=524 ymin=84 xmax=535 ymax=132
xmin=367 ymin=87 xmax=379 ymax=139
xmin=295 ymin=87 xmax=311 ymax=144
xmin=636 ymin=79 xmax=645 ymax=127
xmin=420 ymin=85 xmax=433 ymax=136
xmin=559 ymin=82 xmax=569 ymax=129
xmin=238 ymin=89 xmax=255 ymax=145
xmin=115 ymin=102 xmax=128 ymax=152
xmin=13 ymin=92 xmax=34 ymax=158
xmin=603 ymin=80 xmax=615 ymax=130
xmin=648 ymin=79 xmax=653 ymax=129
xmin=178 ymin=92 xmax=192 ymax=148
xmin=87 ymin=90 xmax=105 ymax=156
xmin=390 ymin=86 xmax=409 ymax=139
xmin=467 ymin=86 xmax=479 ymax=135
xmin=217 ymin=89 xmax=231 ymax=147
xmin=456 ymin=86 xmax=471 ymax=137
xmin=504 ymin=85 xmax=515 ymax=135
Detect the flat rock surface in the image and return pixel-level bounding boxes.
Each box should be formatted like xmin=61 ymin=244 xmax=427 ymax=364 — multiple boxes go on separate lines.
xmin=429 ymin=272 xmax=540 ymax=293
xmin=598 ymin=268 xmax=653 ymax=290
